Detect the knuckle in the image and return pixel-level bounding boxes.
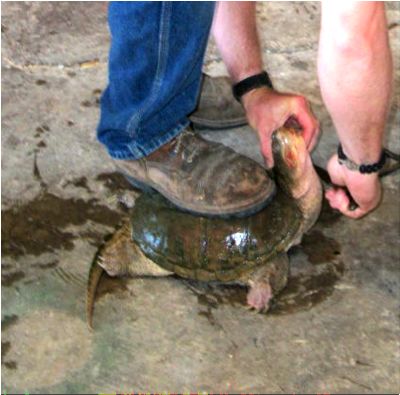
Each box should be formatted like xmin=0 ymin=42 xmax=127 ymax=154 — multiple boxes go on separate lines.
xmin=293 ymin=95 xmax=308 ymax=108
xmin=261 ymin=146 xmax=270 ymax=157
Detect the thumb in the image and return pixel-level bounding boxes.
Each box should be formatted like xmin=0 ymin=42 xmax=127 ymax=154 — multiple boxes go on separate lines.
xmin=259 ymin=131 xmax=274 ymax=168
xmin=327 ymin=154 xmax=346 ymax=186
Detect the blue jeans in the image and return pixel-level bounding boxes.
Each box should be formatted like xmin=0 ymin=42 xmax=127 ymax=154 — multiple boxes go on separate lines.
xmin=97 ymin=1 xmax=215 ymax=160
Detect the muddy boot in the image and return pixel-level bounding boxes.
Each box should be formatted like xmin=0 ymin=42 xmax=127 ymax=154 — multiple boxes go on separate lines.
xmin=114 ymin=127 xmax=275 ymax=217
xmin=189 ymin=74 xmax=247 ymax=130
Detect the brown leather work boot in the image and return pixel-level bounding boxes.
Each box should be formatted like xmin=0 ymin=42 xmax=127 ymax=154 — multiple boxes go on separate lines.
xmin=114 ymin=128 xmax=275 ymax=217
xmin=189 ymin=74 xmax=247 ymax=130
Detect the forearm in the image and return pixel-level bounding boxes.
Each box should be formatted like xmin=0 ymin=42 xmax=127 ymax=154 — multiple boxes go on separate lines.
xmin=318 ymin=2 xmax=393 ymax=164
xmin=212 ymin=2 xmax=263 ymax=83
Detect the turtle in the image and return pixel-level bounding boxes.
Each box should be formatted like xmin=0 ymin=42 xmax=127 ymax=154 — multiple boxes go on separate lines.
xmin=87 ymin=127 xmax=322 ymax=329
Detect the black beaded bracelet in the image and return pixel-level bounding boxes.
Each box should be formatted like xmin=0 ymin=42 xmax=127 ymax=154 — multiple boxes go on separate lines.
xmin=337 ymin=144 xmax=386 ymax=174
xmin=232 ymin=71 xmax=273 ymax=102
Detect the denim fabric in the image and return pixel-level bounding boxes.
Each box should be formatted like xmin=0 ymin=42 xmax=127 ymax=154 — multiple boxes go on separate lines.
xmin=97 ymin=1 xmax=215 ymax=160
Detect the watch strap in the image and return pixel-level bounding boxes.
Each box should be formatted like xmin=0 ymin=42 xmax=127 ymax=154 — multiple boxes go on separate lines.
xmin=337 ymin=144 xmax=386 ymax=174
xmin=232 ymin=71 xmax=273 ymax=102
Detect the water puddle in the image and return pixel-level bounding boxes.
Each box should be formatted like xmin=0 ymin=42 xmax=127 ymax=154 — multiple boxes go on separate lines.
xmin=2 ymin=314 xmax=19 ymax=331
xmin=95 ymin=172 xmax=132 ymax=193
xmin=2 ymin=271 xmax=26 ymax=287
xmin=1 ymin=191 xmax=123 ymax=259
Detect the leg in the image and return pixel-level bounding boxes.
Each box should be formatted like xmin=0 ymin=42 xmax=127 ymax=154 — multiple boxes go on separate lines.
xmin=97 ymin=2 xmax=274 ymax=217
xmin=246 ymin=253 xmax=289 ymax=312
xmin=98 ymin=2 xmax=215 ymax=159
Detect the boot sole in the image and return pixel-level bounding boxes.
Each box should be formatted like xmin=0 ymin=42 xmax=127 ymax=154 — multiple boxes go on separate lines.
xmin=190 ymin=116 xmax=248 ymax=131
xmin=122 ymin=173 xmax=275 ymax=219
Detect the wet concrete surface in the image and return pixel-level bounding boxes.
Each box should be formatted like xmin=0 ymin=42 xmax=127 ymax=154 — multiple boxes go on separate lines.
xmin=2 ymin=2 xmax=400 ymax=394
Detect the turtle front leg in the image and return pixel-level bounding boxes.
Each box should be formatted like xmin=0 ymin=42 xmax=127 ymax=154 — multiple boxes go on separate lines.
xmin=245 ymin=253 xmax=289 ymax=313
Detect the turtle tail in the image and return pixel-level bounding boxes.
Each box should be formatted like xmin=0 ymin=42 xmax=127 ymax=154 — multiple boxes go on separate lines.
xmin=86 ymin=253 xmax=105 ymax=331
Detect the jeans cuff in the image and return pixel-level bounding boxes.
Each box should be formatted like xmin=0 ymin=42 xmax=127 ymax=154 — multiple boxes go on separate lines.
xmin=107 ymin=119 xmax=190 ymax=160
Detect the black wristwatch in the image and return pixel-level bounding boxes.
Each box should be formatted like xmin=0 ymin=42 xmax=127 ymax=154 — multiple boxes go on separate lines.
xmin=232 ymin=71 xmax=274 ymax=102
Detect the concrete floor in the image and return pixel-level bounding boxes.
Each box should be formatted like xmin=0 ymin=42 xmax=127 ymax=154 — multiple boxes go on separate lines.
xmin=1 ymin=2 xmax=399 ymax=393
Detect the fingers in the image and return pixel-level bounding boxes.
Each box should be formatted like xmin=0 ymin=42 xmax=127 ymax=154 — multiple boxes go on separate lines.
xmin=242 ymin=88 xmax=320 ymax=167
xmin=325 ymin=178 xmax=381 ymax=218
xmin=325 ymin=187 xmax=369 ymax=218
xmin=292 ymin=96 xmax=320 ymax=151
xmin=325 ymin=153 xmax=382 ymax=218
xmin=259 ymin=129 xmax=274 ymax=168
xmin=326 ymin=154 xmax=346 ymax=186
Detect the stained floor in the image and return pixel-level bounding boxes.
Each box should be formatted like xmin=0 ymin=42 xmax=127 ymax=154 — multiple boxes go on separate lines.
xmin=2 ymin=2 xmax=400 ymax=393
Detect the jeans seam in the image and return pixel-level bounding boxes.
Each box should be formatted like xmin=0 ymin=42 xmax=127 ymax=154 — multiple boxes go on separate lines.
xmin=103 ymin=120 xmax=189 ymax=160
xmin=126 ymin=1 xmax=172 ymax=137
xmin=127 ymin=120 xmax=189 ymax=157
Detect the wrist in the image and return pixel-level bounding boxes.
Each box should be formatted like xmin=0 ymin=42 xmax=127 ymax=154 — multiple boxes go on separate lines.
xmin=232 ymin=71 xmax=274 ymax=103
xmin=342 ymin=164 xmax=380 ymax=181
xmin=338 ymin=144 xmax=386 ymax=174
xmin=231 ymin=67 xmax=264 ymax=84
xmin=241 ymin=86 xmax=275 ymax=111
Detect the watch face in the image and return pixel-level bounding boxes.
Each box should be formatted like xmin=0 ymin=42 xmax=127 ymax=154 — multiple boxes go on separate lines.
xmin=338 ymin=157 xmax=359 ymax=171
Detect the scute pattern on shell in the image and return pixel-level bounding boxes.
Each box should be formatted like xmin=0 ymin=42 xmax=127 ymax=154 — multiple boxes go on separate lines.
xmin=131 ymin=190 xmax=301 ymax=282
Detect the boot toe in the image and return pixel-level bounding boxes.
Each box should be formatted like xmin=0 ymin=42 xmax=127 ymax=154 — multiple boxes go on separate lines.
xmin=216 ymin=158 xmax=275 ymax=215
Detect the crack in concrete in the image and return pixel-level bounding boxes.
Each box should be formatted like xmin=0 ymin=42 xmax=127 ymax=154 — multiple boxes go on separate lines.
xmin=2 ymin=56 xmax=106 ymax=74
xmin=33 ymin=151 xmax=47 ymax=189
xmin=340 ymin=375 xmax=373 ymax=391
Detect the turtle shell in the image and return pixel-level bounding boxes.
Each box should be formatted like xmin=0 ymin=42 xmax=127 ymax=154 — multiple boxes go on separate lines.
xmin=131 ymin=190 xmax=301 ymax=282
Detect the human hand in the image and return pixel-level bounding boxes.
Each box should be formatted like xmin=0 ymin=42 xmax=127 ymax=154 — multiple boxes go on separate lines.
xmin=242 ymin=87 xmax=320 ymax=167
xmin=325 ymin=154 xmax=382 ymax=218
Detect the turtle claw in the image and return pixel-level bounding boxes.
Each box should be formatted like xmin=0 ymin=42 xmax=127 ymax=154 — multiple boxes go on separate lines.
xmin=259 ymin=305 xmax=271 ymax=314
xmin=245 ymin=304 xmax=266 ymax=314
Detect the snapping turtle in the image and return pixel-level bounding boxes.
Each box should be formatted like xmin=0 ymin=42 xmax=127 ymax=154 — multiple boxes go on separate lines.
xmin=87 ymin=127 xmax=322 ymax=329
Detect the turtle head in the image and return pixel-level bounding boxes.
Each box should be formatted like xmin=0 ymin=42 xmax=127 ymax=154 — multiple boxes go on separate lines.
xmin=272 ymin=127 xmax=310 ymax=193
xmin=272 ymin=127 xmax=323 ymax=235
